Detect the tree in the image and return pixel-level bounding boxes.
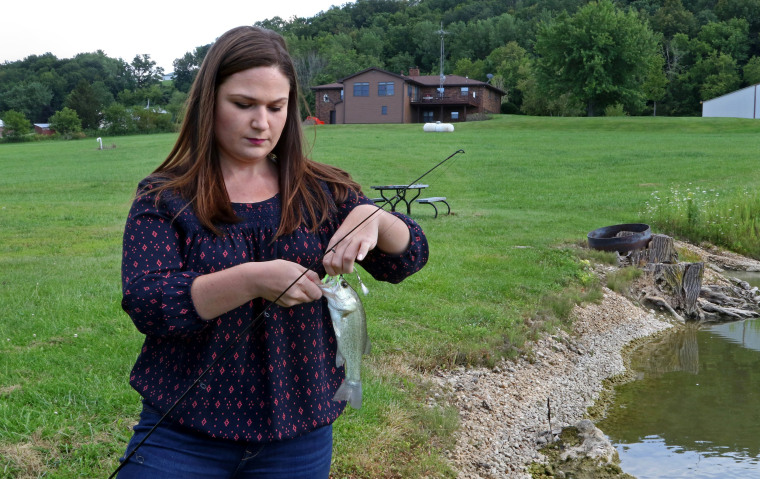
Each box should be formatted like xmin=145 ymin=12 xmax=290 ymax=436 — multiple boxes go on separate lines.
xmin=0 ymin=81 xmax=54 ymax=123
xmin=650 ymin=0 xmax=697 ymax=38
xmin=49 ymin=107 xmax=82 ymax=138
xmin=535 ymin=0 xmax=661 ymax=116
xmin=1 ymin=110 xmax=32 ymax=141
xmin=743 ymin=56 xmax=760 ymax=85
xmin=172 ymin=45 xmax=210 ymax=93
xmin=642 ymin=53 xmax=668 ymax=115
xmin=487 ymin=42 xmax=532 ymax=107
xmin=103 ymin=103 xmax=134 ymax=135
xmin=692 ymin=52 xmax=741 ymax=101
xmin=65 ymin=80 xmax=102 ymax=130
xmin=698 ymin=19 xmax=751 ymax=64
xmin=130 ymin=54 xmax=164 ymax=89
xmin=165 ymin=90 xmax=188 ymax=124
xmin=453 ymin=58 xmax=486 ymax=81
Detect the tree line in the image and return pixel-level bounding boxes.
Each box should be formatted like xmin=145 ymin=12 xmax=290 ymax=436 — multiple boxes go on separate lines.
xmin=1 ymin=0 xmax=758 ymax=140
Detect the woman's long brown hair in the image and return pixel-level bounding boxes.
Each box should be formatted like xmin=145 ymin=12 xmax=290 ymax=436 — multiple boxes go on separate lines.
xmin=147 ymin=25 xmax=361 ymax=236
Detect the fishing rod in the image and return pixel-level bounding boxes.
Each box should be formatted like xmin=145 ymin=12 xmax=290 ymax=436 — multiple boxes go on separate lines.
xmin=108 ymin=148 xmax=464 ymax=478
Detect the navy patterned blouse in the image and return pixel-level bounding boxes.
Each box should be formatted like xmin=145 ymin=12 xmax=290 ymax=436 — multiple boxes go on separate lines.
xmin=121 ymin=177 xmax=428 ymax=443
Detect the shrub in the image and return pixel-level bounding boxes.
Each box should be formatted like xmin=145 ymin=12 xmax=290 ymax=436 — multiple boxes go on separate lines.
xmin=1 ymin=110 xmax=32 ymax=142
xmin=604 ymin=103 xmax=627 ymax=116
xmin=49 ymin=107 xmax=83 ymax=139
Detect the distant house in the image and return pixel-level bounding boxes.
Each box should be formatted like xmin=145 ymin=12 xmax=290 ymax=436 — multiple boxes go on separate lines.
xmin=34 ymin=123 xmax=55 ymax=135
xmin=311 ymin=67 xmax=504 ymax=124
xmin=702 ymin=84 xmax=760 ymax=119
xmin=0 ymin=119 xmax=4 ymax=138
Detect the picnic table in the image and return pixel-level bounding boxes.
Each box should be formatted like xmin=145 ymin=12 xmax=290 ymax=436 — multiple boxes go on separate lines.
xmin=370 ymin=184 xmax=450 ymax=217
xmin=370 ymin=184 xmax=428 ymax=214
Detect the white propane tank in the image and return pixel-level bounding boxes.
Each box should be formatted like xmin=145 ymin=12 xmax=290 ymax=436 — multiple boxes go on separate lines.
xmin=423 ymin=121 xmax=455 ymax=132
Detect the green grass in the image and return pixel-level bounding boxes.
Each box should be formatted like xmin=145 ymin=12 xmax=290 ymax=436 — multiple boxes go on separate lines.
xmin=2 ymin=116 xmax=760 ymax=477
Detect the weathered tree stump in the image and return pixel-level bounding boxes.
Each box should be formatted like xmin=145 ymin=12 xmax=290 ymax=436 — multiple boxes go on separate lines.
xmin=630 ymin=234 xmax=677 ymax=267
xmin=606 ymin=232 xmax=760 ymax=322
xmin=647 ymin=262 xmax=704 ymax=320
xmin=647 ymin=234 xmax=678 ymax=264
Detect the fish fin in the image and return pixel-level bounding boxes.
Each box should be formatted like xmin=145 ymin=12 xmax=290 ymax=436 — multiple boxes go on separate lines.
xmin=335 ymin=349 xmax=345 ymax=368
xmin=333 ymin=380 xmax=362 ymax=410
xmin=363 ymin=338 xmax=371 ymax=355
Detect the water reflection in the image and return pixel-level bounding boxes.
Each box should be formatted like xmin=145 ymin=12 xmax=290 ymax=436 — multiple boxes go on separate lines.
xmin=710 ymin=318 xmax=760 ymax=353
xmin=598 ymin=319 xmax=760 ymax=478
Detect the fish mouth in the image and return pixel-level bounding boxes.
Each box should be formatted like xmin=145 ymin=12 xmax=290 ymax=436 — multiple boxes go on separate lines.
xmin=318 ymin=275 xmax=341 ymax=297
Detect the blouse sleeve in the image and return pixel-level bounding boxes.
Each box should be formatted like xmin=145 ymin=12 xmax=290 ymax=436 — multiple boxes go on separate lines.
xmin=337 ymin=189 xmax=429 ymax=284
xmin=121 ymin=182 xmax=207 ymax=337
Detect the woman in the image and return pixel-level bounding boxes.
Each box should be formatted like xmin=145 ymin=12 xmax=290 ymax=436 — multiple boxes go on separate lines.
xmin=117 ymin=26 xmax=428 ymax=478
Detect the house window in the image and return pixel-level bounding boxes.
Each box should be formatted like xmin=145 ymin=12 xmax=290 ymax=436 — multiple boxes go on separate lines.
xmin=323 ymin=94 xmax=329 ymax=103
xmin=461 ymin=87 xmax=469 ymax=96
xmin=381 ymin=106 xmax=388 ymax=115
xmin=378 ymin=82 xmax=395 ymax=96
xmin=353 ymin=82 xmax=369 ymax=96
xmin=423 ymin=111 xmax=434 ymax=122
xmin=451 ymin=111 xmax=459 ymax=120
xmin=409 ymin=85 xmax=420 ymax=101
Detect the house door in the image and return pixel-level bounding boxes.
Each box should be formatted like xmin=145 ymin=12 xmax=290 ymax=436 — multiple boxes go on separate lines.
xmin=329 ymin=111 xmax=336 ymax=124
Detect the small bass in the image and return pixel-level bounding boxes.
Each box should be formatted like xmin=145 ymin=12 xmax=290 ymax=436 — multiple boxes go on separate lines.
xmin=319 ymin=275 xmax=371 ymax=409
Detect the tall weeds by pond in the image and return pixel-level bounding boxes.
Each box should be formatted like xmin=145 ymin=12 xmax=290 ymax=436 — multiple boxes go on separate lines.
xmin=645 ymin=186 xmax=760 ymax=259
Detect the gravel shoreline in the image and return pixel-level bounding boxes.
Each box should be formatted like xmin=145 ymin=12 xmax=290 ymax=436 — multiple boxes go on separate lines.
xmin=431 ymin=287 xmax=674 ymax=478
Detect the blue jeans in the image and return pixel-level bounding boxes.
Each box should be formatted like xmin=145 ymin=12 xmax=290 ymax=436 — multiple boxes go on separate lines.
xmin=117 ymin=402 xmax=333 ymax=479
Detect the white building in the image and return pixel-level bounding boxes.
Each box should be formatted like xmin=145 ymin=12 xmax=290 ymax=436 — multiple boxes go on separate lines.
xmin=702 ymin=84 xmax=760 ymax=118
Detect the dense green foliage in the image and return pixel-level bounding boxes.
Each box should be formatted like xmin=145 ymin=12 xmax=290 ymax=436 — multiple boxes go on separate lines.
xmin=535 ymin=0 xmax=661 ymax=115
xmin=2 ymin=116 xmax=760 ymax=476
xmin=2 ymin=0 xmax=759 ymax=136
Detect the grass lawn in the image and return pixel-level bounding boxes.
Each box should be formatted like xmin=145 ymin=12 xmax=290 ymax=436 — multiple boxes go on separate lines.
xmin=2 ymin=115 xmax=760 ymax=477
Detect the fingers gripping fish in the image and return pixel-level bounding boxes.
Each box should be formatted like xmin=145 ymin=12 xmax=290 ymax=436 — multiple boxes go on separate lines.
xmin=319 ymin=275 xmax=370 ymax=409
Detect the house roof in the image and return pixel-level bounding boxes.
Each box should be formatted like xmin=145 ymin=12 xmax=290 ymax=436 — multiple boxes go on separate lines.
xmin=311 ymin=82 xmax=343 ymax=91
xmin=339 ymin=67 xmax=407 ymax=83
xmin=311 ymin=66 xmax=505 ymax=95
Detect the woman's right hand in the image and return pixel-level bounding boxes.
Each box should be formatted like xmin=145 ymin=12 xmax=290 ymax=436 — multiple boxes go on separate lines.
xmin=253 ymin=260 xmax=323 ymax=308
xmin=191 ymin=259 xmax=323 ymax=320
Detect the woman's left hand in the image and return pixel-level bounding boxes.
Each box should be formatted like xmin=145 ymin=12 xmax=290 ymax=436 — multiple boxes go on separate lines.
xmin=323 ymin=204 xmax=411 ymax=277
xmin=323 ymin=204 xmax=379 ymax=276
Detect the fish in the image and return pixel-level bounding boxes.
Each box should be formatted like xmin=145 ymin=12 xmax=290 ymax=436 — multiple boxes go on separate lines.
xmin=319 ymin=275 xmax=371 ymax=409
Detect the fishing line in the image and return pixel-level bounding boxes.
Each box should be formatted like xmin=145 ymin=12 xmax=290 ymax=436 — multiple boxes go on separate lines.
xmin=108 ymin=148 xmax=464 ymax=478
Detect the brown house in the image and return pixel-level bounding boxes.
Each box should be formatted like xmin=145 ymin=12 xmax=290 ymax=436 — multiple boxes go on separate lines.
xmin=311 ymin=67 xmax=504 ymax=124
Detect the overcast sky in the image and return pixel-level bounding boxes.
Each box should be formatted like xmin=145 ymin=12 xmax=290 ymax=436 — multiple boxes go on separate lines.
xmin=1 ymin=0 xmax=351 ymax=72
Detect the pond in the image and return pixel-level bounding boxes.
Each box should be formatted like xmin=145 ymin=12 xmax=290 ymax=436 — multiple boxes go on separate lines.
xmin=597 ymin=314 xmax=760 ymax=478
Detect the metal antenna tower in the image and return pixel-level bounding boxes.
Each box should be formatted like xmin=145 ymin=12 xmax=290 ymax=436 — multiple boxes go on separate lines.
xmin=435 ymin=22 xmax=448 ymax=97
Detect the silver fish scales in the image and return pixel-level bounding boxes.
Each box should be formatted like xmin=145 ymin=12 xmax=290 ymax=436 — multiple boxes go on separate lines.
xmin=319 ymin=275 xmax=370 ymax=409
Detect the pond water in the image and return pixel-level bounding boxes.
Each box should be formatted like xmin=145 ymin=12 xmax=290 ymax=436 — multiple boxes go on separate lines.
xmin=597 ymin=283 xmax=760 ymax=478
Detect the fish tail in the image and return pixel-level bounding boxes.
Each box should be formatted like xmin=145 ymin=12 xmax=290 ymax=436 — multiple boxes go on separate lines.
xmin=333 ymin=380 xmax=362 ymax=410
